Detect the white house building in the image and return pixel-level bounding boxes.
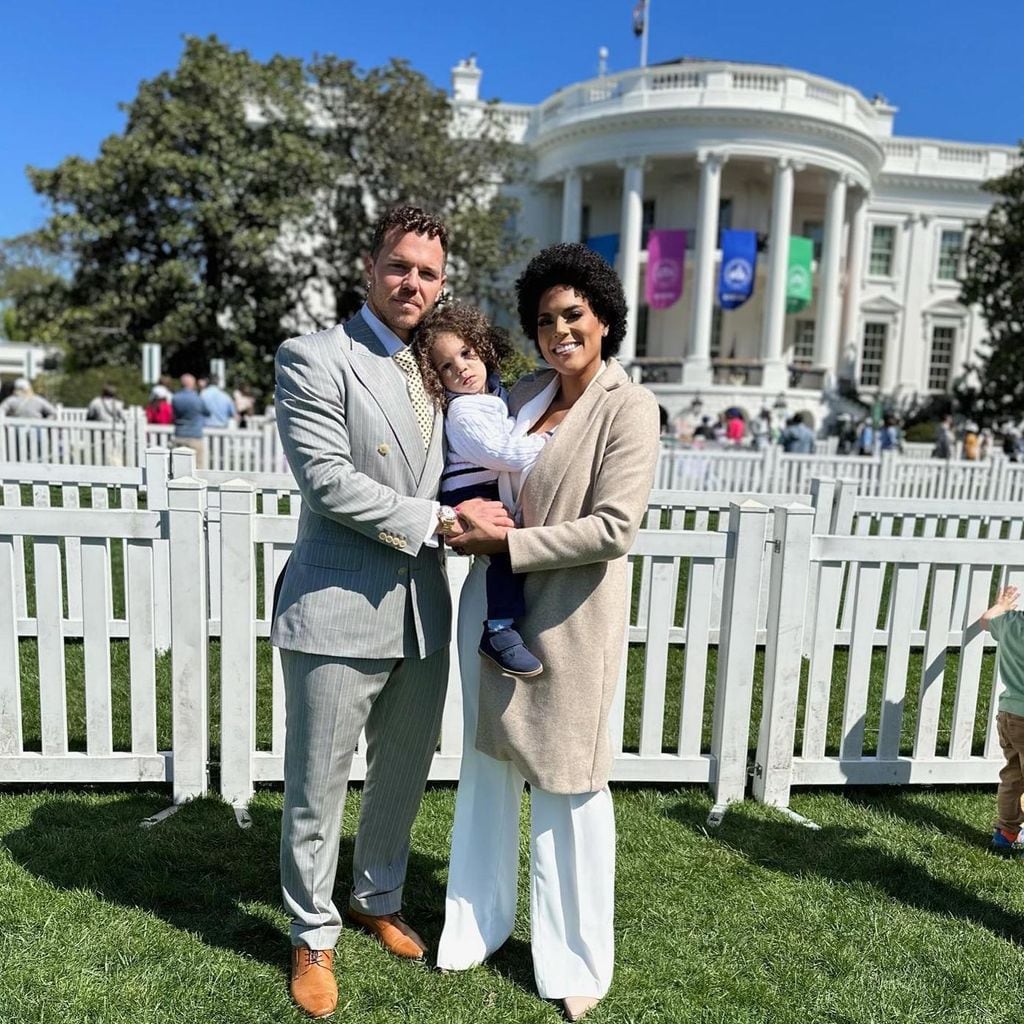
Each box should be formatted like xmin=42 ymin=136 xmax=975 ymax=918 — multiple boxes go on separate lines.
xmin=449 ymin=57 xmax=1019 ymax=424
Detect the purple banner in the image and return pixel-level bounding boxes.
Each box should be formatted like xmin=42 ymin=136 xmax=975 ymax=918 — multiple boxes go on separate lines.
xmin=645 ymin=229 xmax=686 ymax=309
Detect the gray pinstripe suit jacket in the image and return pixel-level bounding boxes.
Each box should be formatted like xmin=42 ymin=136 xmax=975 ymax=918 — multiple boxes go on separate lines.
xmin=270 ymin=312 xmax=451 ymax=659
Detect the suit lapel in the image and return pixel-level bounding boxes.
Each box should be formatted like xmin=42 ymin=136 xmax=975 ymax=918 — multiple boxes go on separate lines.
xmin=344 ymin=312 xmax=426 ymax=477
xmin=415 ymin=404 xmax=446 ymax=497
xmin=509 ymin=370 xmax=558 ymax=418
xmin=519 ymin=360 xmax=627 ymax=526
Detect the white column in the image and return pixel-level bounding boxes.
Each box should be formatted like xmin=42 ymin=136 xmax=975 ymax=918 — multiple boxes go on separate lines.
xmin=813 ymin=173 xmax=848 ymax=372
xmin=682 ymin=151 xmax=725 ymax=387
xmin=560 ymin=168 xmax=583 ymax=244
xmin=897 ymin=212 xmax=930 ymax=391
xmin=840 ymin=188 xmax=868 ymax=362
xmin=618 ymin=157 xmax=645 ymax=364
xmin=760 ymin=158 xmax=797 ymax=392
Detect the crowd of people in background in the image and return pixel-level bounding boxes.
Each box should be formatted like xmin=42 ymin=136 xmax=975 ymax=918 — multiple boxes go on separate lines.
xmin=6 ymin=368 xmax=1024 ymax=469
xmin=661 ymin=403 xmax=1024 ymax=462
xmin=0 ymin=372 xmax=270 ymax=468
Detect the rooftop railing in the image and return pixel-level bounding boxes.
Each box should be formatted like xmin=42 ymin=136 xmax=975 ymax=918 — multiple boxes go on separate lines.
xmin=880 ymin=137 xmax=1018 ymax=181
xmin=524 ymin=61 xmax=886 ymax=140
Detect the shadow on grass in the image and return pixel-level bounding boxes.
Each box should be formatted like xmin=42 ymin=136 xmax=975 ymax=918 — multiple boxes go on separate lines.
xmin=665 ymin=792 xmax=1024 ymax=946
xmin=844 ymin=789 xmax=987 ymax=848
xmin=1 ymin=793 xmax=448 ymax=975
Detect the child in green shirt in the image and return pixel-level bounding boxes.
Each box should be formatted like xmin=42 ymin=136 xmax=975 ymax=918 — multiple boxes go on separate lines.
xmin=982 ymin=584 xmax=1024 ymax=855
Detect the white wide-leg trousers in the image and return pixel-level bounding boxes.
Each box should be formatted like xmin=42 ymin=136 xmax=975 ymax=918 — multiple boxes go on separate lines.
xmin=436 ymin=559 xmax=615 ymax=999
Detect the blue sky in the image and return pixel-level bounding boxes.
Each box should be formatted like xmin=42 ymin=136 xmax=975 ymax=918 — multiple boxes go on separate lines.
xmin=3 ymin=0 xmax=1022 ymax=239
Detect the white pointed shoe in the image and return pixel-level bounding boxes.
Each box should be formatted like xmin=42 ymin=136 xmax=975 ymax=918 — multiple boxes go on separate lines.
xmin=562 ymin=996 xmax=600 ymax=1021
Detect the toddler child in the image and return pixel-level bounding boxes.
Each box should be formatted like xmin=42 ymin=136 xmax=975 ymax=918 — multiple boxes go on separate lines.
xmin=982 ymin=583 xmax=1024 ymax=855
xmin=414 ymin=303 xmax=547 ymax=678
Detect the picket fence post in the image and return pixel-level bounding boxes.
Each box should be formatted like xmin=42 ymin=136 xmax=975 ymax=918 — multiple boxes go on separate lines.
xmin=801 ymin=477 xmax=835 ymax=657
xmin=144 ymin=448 xmax=173 ymax=653
xmin=133 ymin=407 xmax=148 ymax=468
xmin=168 ymin=475 xmax=209 ymax=803
xmin=761 ymin=444 xmax=776 ymax=491
xmin=708 ymin=500 xmax=769 ymax=815
xmin=219 ymin=479 xmax=256 ymax=812
xmin=753 ymin=502 xmax=814 ymax=806
xmin=171 ymin=446 xmax=196 ymax=478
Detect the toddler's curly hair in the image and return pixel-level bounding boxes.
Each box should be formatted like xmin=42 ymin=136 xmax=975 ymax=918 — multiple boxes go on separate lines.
xmin=412 ymin=303 xmax=513 ymax=410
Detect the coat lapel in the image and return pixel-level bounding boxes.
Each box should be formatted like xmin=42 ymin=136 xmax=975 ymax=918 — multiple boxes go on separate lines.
xmin=344 ymin=312 xmax=426 ymax=477
xmin=518 ymin=360 xmax=628 ymax=527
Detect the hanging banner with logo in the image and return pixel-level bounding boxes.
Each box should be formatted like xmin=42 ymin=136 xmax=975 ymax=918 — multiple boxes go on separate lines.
xmin=587 ymin=233 xmax=620 ymax=267
xmin=717 ymin=229 xmax=758 ymax=310
xmin=786 ymin=236 xmax=814 ymax=314
xmin=645 ymin=229 xmax=686 ymax=309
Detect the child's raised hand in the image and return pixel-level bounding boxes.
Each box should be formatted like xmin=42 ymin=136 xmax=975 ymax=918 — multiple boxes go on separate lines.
xmin=995 ymin=585 xmax=1020 ymax=613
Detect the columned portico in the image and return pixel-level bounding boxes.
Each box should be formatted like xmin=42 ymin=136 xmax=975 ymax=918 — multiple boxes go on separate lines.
xmin=561 ymin=168 xmax=583 ymax=244
xmin=683 ymin=151 xmax=726 ymax=386
xmin=618 ymin=157 xmax=645 ymax=363
xmin=760 ymin=157 xmax=798 ymax=392
xmin=813 ymin=173 xmax=848 ymax=373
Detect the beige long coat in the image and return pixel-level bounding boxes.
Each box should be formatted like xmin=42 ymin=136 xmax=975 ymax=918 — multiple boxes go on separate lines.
xmin=474 ymin=359 xmax=661 ymax=793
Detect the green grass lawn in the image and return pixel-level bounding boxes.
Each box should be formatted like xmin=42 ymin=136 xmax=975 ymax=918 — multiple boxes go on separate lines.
xmin=4 ymin=510 xmax=1016 ymax=1021
xmin=2 ymin=785 xmax=1024 ymax=1023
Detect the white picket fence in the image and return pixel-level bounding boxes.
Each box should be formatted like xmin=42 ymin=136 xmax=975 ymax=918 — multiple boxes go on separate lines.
xmin=0 ymin=407 xmax=286 ymax=474
xmin=3 ymin=408 xmax=1016 ymax=500
xmin=2 ymin=451 xmax=1021 ymax=813
xmin=655 ymin=444 xmax=1024 ymax=500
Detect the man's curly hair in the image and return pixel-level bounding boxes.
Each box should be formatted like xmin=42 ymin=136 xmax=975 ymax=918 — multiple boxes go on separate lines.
xmin=412 ymin=303 xmax=512 ymax=410
xmin=369 ymin=205 xmax=449 ymax=262
xmin=515 ymin=242 xmax=628 ymax=359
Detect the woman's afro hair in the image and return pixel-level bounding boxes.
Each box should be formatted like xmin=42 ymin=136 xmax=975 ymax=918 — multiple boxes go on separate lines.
xmin=515 ymin=242 xmax=628 ymax=359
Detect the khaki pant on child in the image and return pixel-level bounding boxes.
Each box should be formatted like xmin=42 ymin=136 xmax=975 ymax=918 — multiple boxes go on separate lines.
xmin=995 ymin=711 xmax=1024 ymax=832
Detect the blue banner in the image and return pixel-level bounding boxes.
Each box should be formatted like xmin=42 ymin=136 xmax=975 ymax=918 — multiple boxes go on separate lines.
xmin=587 ymin=233 xmax=620 ymax=267
xmin=717 ymin=229 xmax=757 ymax=310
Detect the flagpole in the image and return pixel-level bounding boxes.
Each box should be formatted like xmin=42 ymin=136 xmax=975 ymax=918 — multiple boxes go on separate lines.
xmin=640 ymin=0 xmax=650 ymax=68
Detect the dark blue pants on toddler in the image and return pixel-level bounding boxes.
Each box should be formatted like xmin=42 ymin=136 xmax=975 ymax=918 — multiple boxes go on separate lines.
xmin=443 ymin=480 xmax=541 ymax=677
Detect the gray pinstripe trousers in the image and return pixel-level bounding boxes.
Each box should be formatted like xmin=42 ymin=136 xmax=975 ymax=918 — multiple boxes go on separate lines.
xmin=279 ymin=647 xmax=449 ymax=949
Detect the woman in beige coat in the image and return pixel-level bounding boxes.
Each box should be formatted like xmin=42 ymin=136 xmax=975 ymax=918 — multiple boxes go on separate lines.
xmin=438 ymin=244 xmax=660 ymax=1020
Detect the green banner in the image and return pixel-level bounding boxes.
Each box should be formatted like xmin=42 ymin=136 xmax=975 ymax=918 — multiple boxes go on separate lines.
xmin=785 ymin=235 xmax=813 ymax=314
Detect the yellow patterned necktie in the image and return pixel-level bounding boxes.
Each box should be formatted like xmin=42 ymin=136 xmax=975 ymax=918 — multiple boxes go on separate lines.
xmin=393 ymin=345 xmax=433 ymax=449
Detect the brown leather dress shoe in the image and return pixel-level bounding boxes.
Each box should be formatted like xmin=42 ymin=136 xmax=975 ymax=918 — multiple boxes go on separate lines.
xmin=346 ymin=908 xmax=427 ymax=959
xmin=290 ymin=946 xmax=337 ymax=1018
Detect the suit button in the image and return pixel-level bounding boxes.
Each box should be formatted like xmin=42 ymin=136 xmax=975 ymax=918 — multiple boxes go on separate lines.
xmin=377 ymin=443 xmax=390 ymax=456
xmin=397 ymin=566 xmax=408 ymax=576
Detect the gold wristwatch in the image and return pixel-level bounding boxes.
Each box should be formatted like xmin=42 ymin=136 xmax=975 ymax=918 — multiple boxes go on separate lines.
xmin=437 ymin=505 xmax=458 ymax=536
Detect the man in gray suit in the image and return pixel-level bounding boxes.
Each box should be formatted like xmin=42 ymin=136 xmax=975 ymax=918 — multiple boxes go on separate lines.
xmin=272 ymin=206 xmax=511 ymax=1017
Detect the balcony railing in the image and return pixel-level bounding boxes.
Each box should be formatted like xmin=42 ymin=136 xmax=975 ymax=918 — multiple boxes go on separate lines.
xmin=526 ymin=61 xmax=886 ymax=141
xmin=628 ymin=357 xmax=829 ymax=390
xmin=881 ymin=138 xmax=1017 ymax=182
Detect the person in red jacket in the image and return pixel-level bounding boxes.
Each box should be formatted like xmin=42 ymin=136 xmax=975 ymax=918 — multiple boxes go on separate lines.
xmin=145 ymin=385 xmax=174 ymax=425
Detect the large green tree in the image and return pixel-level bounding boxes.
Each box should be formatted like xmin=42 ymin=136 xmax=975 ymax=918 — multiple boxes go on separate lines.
xmin=0 ymin=235 xmax=69 ymax=343
xmin=21 ymin=36 xmax=322 ymax=383
xmin=291 ymin=55 xmax=526 ymax=328
xmin=19 ymin=36 xmax=324 ymax=382
xmin=960 ymin=144 xmax=1024 ymax=420
xmin=11 ymin=38 xmax=528 ymax=389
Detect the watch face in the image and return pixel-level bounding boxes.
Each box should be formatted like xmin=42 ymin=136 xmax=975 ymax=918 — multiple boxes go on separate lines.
xmin=439 ymin=506 xmax=458 ymax=532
